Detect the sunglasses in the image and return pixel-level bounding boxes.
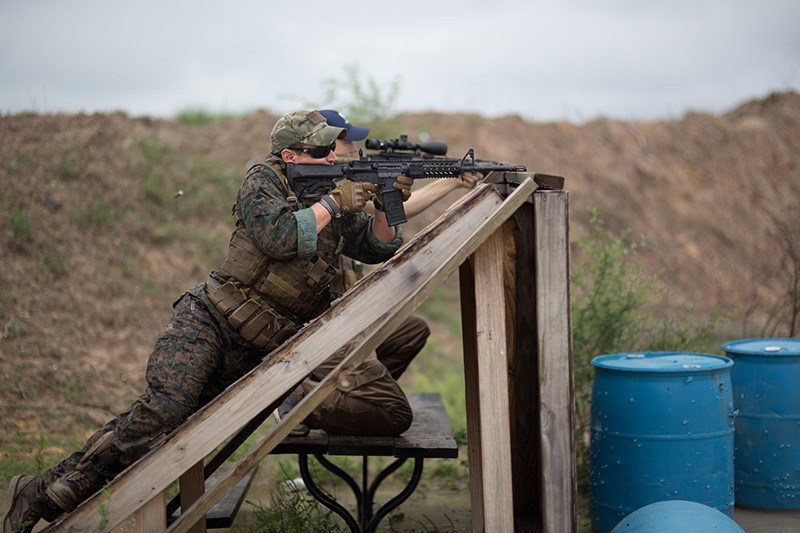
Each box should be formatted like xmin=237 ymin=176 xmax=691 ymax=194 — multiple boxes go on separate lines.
xmin=290 ymin=141 xmax=336 ymax=159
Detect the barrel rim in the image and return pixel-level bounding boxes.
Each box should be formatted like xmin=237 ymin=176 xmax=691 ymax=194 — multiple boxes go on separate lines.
xmin=591 ymin=351 xmax=733 ymax=372
xmin=721 ymin=337 xmax=800 ymax=356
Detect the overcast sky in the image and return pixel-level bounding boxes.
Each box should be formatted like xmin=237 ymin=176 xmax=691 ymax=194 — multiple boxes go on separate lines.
xmin=2 ymin=0 xmax=799 ymax=123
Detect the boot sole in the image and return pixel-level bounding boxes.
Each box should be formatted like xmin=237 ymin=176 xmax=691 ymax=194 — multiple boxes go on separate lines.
xmin=3 ymin=475 xmax=32 ymax=533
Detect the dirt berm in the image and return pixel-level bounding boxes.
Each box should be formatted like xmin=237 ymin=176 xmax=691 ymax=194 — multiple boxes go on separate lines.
xmin=1 ymin=91 xmax=798 ymax=463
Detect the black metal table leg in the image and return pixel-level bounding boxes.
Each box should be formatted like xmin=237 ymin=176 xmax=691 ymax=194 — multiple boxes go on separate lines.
xmin=361 ymin=456 xmax=370 ymax=527
xmin=297 ymin=453 xmax=426 ymax=532
xmin=365 ymin=458 xmax=424 ymax=533
xmin=298 ymin=454 xmax=360 ymax=532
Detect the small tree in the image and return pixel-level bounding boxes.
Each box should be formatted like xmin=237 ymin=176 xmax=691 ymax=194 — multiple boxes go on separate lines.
xmin=310 ymin=63 xmax=401 ymax=137
xmin=761 ymin=205 xmax=800 ymax=337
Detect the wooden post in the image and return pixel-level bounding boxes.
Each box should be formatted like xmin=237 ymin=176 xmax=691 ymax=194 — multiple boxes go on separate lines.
xmin=459 ymin=259 xmax=484 ymax=530
xmin=178 ymin=461 xmax=206 ymax=533
xmin=135 ymin=490 xmax=166 ymax=532
xmin=534 ymin=190 xmax=577 ymax=532
xmin=505 ymin=207 xmax=543 ymax=532
xmin=470 ymin=229 xmax=515 ymax=531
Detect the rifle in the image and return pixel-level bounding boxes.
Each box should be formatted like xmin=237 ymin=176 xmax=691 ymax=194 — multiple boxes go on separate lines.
xmin=364 ymin=135 xmax=448 ymax=160
xmin=285 ymin=149 xmax=527 ymax=226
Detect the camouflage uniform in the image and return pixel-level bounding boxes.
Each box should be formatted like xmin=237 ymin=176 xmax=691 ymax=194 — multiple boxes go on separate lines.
xmin=3 ymin=110 xmax=425 ymax=532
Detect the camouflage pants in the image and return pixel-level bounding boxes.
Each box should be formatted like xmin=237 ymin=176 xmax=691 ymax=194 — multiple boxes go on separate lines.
xmin=302 ymin=315 xmax=430 ymax=435
xmin=43 ymin=292 xmax=428 ymax=487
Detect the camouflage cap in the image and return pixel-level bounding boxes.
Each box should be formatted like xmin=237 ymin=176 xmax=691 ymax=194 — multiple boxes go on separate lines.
xmin=270 ymin=110 xmax=345 ymax=154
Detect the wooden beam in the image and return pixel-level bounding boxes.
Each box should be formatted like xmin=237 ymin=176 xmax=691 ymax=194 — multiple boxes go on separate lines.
xmin=508 ymin=205 xmax=542 ymax=532
xmin=459 ymin=259 xmax=484 ymax=530
xmin=49 ymin=178 xmax=537 ymax=532
xmin=178 ymin=461 xmax=206 ymax=533
xmin=473 ymin=229 xmax=515 ymax=531
xmin=135 ymin=490 xmax=165 ymax=532
xmin=533 ymin=190 xmax=577 ymax=532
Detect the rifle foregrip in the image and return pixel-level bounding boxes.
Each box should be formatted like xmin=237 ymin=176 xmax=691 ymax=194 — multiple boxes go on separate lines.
xmin=407 ymin=160 xmax=463 ymax=178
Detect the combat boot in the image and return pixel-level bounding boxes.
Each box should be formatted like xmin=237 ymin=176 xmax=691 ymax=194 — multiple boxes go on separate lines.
xmin=3 ymin=474 xmax=62 ymax=533
xmin=45 ymin=432 xmax=120 ymax=512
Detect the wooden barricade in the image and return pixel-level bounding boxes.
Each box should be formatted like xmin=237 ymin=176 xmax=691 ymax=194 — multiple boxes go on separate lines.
xmin=44 ymin=174 xmax=575 ymax=532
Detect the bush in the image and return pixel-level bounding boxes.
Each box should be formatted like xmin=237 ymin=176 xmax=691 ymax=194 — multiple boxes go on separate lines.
xmin=248 ymin=463 xmax=343 ymax=532
xmin=571 ymin=207 xmax=719 ymax=489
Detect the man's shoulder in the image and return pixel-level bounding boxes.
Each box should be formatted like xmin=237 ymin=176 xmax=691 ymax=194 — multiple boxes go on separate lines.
xmin=240 ymin=160 xmax=287 ymax=193
xmin=245 ymin=160 xmax=283 ymax=181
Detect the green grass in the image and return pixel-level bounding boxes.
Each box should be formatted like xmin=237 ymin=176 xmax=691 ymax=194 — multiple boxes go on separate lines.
xmin=69 ymin=200 xmax=115 ymax=234
xmin=408 ymin=277 xmax=469 ymax=444
xmin=8 ymin=207 xmax=34 ymax=245
xmin=130 ymin=135 xmax=241 ymax=251
xmin=248 ymin=460 xmax=345 ymax=532
xmin=36 ymin=248 xmax=68 ymax=276
xmin=0 ymin=420 xmax=89 ymax=486
xmin=416 ymin=280 xmax=463 ymax=337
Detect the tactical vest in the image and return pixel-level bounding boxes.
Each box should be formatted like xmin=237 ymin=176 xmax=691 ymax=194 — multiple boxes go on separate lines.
xmin=330 ymin=256 xmax=363 ymax=300
xmin=208 ymin=161 xmax=344 ymax=348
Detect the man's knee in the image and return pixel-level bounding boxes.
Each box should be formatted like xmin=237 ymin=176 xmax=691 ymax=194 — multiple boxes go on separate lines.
xmin=404 ymin=315 xmax=431 ymax=345
xmin=307 ymin=388 xmax=413 ymax=436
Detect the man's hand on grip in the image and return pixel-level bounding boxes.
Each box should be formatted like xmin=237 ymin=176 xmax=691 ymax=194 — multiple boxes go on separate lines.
xmin=321 ymin=181 xmax=377 ymax=217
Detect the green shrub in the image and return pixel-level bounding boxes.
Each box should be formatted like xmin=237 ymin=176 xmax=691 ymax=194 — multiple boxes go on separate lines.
xmin=571 ymin=207 xmax=719 ymax=489
xmin=248 ymin=463 xmax=343 ymax=532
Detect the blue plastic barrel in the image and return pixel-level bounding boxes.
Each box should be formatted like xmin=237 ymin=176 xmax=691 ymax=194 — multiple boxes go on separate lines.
xmin=589 ymin=352 xmax=735 ymax=533
xmin=722 ymin=338 xmax=800 ymax=509
xmin=610 ymin=500 xmax=744 ymax=532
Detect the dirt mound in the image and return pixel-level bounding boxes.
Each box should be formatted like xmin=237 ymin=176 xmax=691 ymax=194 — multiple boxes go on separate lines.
xmin=1 ymin=92 xmax=798 ymax=464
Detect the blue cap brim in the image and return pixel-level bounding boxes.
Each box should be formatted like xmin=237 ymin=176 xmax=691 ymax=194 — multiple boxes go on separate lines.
xmin=344 ymin=124 xmax=370 ymax=141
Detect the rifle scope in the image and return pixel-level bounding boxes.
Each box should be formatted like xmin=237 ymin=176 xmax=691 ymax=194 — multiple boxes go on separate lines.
xmin=364 ymin=135 xmax=448 ymax=156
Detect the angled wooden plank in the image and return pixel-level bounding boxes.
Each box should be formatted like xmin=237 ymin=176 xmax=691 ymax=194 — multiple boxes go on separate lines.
xmin=534 ymin=190 xmax=577 ymax=533
xmin=50 ymin=178 xmax=536 ymax=532
xmin=473 ymin=228 xmax=514 ymax=531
